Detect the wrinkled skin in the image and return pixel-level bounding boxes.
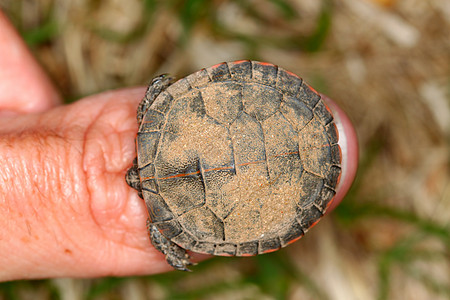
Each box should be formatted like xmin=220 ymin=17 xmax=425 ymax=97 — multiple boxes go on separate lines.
xmin=0 ymin=10 xmax=179 ymax=280
xmin=0 ymin=10 xmax=358 ymax=281
xmin=0 ymin=87 xmax=178 ymax=280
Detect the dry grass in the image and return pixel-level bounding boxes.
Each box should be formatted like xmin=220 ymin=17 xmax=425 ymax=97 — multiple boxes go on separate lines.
xmin=1 ymin=0 xmax=449 ymax=299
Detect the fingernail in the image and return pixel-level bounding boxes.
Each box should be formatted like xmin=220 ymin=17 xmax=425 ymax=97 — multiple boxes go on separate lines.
xmin=321 ymin=95 xmax=359 ymax=211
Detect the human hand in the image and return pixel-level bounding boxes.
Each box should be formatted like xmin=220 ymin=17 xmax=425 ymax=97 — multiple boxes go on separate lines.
xmin=0 ymin=11 xmax=358 ymax=281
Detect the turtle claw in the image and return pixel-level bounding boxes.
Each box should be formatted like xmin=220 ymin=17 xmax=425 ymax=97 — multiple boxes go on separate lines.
xmin=165 ymin=242 xmax=194 ymax=272
xmin=137 ymin=74 xmax=173 ymax=124
xmin=148 ymin=221 xmax=194 ymax=272
xmin=166 ymin=253 xmax=193 ymax=272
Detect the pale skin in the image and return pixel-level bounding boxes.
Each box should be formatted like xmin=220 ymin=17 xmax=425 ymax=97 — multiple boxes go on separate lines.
xmin=0 ymin=11 xmax=358 ymax=281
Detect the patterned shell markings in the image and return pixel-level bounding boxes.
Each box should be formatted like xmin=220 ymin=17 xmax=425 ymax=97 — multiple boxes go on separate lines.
xmin=136 ymin=61 xmax=341 ymax=256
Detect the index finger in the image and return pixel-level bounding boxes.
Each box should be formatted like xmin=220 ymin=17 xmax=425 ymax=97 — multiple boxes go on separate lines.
xmin=0 ymin=10 xmax=61 ymax=115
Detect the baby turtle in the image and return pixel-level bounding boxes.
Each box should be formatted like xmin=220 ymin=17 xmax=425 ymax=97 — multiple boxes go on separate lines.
xmin=126 ymin=60 xmax=341 ymax=271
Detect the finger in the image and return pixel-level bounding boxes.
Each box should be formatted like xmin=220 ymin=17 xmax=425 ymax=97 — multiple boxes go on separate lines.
xmin=0 ymin=88 xmax=171 ymax=281
xmin=322 ymin=94 xmax=359 ymax=212
xmin=0 ymin=11 xmax=61 ymax=115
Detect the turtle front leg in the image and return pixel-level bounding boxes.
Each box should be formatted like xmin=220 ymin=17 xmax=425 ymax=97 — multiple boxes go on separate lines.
xmin=137 ymin=74 xmax=173 ymax=125
xmin=148 ymin=220 xmax=194 ymax=272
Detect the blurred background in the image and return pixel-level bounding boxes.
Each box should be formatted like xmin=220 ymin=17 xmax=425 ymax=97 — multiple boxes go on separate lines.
xmin=0 ymin=0 xmax=449 ymax=299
